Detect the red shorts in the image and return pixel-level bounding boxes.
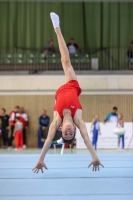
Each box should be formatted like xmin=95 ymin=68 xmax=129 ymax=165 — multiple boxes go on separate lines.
xmin=54 ymin=80 xmax=82 ymax=119
xmin=15 ymin=130 xmax=23 ymax=148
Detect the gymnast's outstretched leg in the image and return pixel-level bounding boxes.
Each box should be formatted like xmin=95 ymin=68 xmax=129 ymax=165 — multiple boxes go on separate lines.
xmin=50 ymin=12 xmax=76 ymax=82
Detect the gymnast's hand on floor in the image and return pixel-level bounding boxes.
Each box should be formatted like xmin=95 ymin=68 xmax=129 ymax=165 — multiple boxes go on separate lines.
xmin=88 ymin=159 xmax=104 ymax=171
xmin=32 ymin=160 xmax=48 ymax=173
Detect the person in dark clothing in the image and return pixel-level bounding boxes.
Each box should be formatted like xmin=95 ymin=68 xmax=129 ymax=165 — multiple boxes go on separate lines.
xmin=38 ymin=109 xmax=50 ymax=142
xmin=67 ymin=38 xmax=80 ymax=54
xmin=127 ymin=41 xmax=133 ymax=68
xmin=127 ymin=41 xmax=133 ymax=58
xmin=0 ymin=108 xmax=9 ymax=148
xmin=42 ymin=40 xmax=56 ymax=55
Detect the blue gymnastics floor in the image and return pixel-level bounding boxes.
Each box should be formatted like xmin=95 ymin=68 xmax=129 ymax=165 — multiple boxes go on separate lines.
xmin=0 ymin=149 xmax=133 ymax=200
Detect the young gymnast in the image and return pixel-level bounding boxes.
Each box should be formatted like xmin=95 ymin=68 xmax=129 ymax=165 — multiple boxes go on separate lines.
xmin=32 ymin=12 xmax=104 ymax=173
xmin=117 ymin=113 xmax=125 ymax=150
xmin=90 ymin=114 xmax=101 ymax=151
xmin=13 ymin=115 xmax=23 ymax=150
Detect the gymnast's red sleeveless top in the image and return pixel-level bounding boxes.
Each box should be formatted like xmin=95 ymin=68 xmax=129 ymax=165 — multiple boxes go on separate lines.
xmin=54 ymin=80 xmax=82 ymax=119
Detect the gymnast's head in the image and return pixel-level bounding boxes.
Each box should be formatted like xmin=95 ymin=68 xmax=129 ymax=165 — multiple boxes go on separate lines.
xmin=61 ymin=121 xmax=76 ymax=144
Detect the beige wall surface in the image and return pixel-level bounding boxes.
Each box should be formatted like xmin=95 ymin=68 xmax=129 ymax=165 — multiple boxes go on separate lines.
xmin=0 ymin=75 xmax=133 ymax=92
xmin=0 ymin=75 xmax=133 ymax=147
xmin=0 ymin=94 xmax=133 ymax=147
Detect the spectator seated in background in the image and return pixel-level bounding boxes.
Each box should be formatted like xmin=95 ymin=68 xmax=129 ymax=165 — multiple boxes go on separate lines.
xmin=42 ymin=40 xmax=56 ymax=56
xmin=67 ymin=38 xmax=80 ymax=54
xmin=0 ymin=108 xmax=9 ymax=148
xmin=104 ymin=106 xmax=118 ymax=123
xmin=127 ymin=41 xmax=133 ymax=69
xmin=38 ymin=109 xmax=50 ymax=142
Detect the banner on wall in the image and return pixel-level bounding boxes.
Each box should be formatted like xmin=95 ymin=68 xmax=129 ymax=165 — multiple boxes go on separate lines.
xmin=76 ymin=123 xmax=133 ymax=149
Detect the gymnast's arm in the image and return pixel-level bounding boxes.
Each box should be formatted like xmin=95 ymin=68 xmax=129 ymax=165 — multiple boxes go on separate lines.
xmin=32 ymin=112 xmax=62 ymax=173
xmin=74 ymin=109 xmax=104 ymax=171
xmin=121 ymin=120 xmax=124 ymax=128
xmin=90 ymin=118 xmax=95 ymax=133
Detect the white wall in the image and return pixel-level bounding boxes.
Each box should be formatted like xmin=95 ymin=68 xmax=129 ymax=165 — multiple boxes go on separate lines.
xmin=0 ymin=75 xmax=133 ymax=94
xmin=76 ymin=123 xmax=133 ymax=149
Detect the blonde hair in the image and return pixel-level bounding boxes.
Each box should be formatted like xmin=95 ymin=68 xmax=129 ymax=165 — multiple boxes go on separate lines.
xmin=94 ymin=113 xmax=99 ymax=118
xmin=118 ymin=113 xmax=123 ymax=118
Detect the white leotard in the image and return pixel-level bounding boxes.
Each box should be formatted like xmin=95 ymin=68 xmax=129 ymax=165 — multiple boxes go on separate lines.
xmin=16 ymin=122 xmax=23 ymax=130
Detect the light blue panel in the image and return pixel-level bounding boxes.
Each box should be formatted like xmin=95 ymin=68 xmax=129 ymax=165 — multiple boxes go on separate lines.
xmin=0 ymin=153 xmax=133 ymax=200
xmin=0 ymin=159 xmax=133 ymax=168
xmin=0 ymin=196 xmax=133 ymax=200
xmin=0 ymin=178 xmax=132 ymax=195
xmin=0 ymin=168 xmax=132 ymax=178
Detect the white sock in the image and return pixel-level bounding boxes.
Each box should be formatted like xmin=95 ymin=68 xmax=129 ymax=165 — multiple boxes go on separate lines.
xmin=50 ymin=12 xmax=60 ymax=28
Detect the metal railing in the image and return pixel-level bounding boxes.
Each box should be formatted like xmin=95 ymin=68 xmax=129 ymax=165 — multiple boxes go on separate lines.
xmin=0 ymin=48 xmax=133 ymax=75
